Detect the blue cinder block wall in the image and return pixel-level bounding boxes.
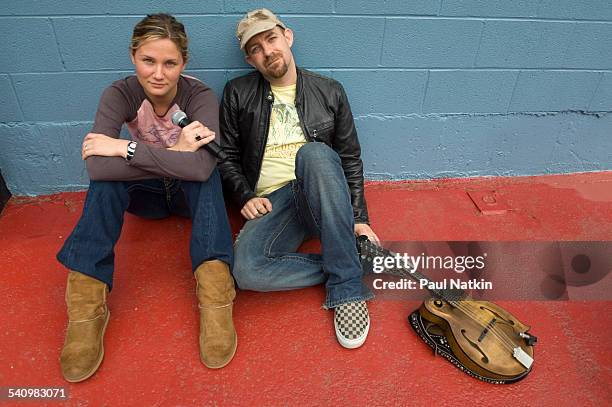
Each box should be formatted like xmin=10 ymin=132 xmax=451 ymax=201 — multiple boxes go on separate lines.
xmin=1 ymin=1 xmax=611 ymax=195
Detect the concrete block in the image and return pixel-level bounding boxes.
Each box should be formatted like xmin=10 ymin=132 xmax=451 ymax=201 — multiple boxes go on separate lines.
xmin=335 ymin=0 xmax=440 ymax=15
xmin=226 ymin=69 xmax=254 ymax=82
xmin=332 ymin=70 xmax=426 ymax=115
xmin=181 ymin=16 xmax=248 ymax=69
xmin=0 ymin=75 xmax=23 ymax=122
xmin=441 ymin=0 xmax=612 ymax=20
xmin=306 ymin=69 xmax=333 ymax=78
xmin=509 ymin=71 xmax=601 ymax=112
xmin=0 ymin=18 xmax=64 ymax=72
xmin=476 ymin=21 xmax=573 ymax=68
xmin=423 ymin=70 xmax=517 ymax=113
xmin=355 ymin=112 xmax=612 ymax=179
xmin=537 ymin=0 xmax=612 ymax=21
xmin=53 ymin=16 xmax=140 ymax=71
xmin=53 ymin=16 xmax=248 ymax=71
xmin=0 ymin=0 xmax=224 ymax=15
xmin=12 ymin=72 xmax=128 ymax=121
xmin=564 ymin=23 xmax=612 ymax=69
xmin=183 ymin=70 xmax=227 ymax=101
xmin=224 ymin=0 xmax=333 ymax=13
xmin=0 ymin=123 xmax=91 ymax=195
xmin=284 ymin=17 xmax=385 ymax=67
xmin=589 ymin=73 xmax=612 ymax=111
xmin=440 ymin=0 xmax=539 ymax=18
xmin=381 ymin=19 xmax=482 ymax=68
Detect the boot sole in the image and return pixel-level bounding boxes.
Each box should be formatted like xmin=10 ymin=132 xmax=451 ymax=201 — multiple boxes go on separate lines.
xmin=335 ymin=315 xmax=370 ymax=349
xmin=63 ymin=309 xmax=110 ymax=383
xmin=201 ymin=334 xmax=238 ymax=369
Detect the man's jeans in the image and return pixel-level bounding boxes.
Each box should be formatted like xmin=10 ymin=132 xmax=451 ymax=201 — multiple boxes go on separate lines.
xmin=233 ymin=143 xmax=373 ymax=309
xmin=57 ymin=168 xmax=234 ymax=290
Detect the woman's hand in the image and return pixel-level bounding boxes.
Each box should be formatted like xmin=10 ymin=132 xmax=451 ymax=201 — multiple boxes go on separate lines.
xmin=169 ymin=120 xmax=216 ymax=152
xmin=82 ymin=133 xmax=129 ymax=160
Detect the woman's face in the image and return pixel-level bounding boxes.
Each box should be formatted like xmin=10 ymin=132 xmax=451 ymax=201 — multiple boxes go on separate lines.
xmin=131 ymin=38 xmax=186 ymax=101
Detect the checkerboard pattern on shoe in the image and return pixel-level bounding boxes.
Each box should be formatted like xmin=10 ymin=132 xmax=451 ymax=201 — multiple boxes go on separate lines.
xmin=334 ymin=301 xmax=370 ymax=349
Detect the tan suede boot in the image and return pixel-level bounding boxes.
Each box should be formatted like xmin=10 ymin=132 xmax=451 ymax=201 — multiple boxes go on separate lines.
xmin=60 ymin=271 xmax=109 ymax=382
xmin=195 ymin=260 xmax=237 ymax=369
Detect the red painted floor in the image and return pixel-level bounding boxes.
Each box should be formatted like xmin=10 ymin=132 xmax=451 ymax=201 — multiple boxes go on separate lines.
xmin=1 ymin=172 xmax=611 ymax=406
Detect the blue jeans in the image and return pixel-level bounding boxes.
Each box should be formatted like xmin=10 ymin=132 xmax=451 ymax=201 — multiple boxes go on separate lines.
xmin=57 ymin=168 xmax=234 ymax=290
xmin=233 ymin=143 xmax=373 ymax=309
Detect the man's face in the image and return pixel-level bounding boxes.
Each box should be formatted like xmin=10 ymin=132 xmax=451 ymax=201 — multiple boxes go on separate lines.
xmin=244 ymin=27 xmax=294 ymax=80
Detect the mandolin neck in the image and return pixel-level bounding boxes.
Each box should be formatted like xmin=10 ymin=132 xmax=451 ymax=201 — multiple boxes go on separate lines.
xmin=359 ymin=238 xmax=468 ymax=302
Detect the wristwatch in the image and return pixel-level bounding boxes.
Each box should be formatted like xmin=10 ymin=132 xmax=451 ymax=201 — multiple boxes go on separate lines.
xmin=126 ymin=141 xmax=137 ymax=161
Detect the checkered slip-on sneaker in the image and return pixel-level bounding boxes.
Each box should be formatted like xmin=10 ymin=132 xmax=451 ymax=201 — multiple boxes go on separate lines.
xmin=334 ymin=301 xmax=370 ymax=349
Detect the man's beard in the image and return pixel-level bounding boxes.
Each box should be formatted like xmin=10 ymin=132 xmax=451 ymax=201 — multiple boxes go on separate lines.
xmin=264 ymin=53 xmax=289 ymax=79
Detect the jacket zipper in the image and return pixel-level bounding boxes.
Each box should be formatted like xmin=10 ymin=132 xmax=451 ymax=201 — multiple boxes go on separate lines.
xmin=294 ymin=69 xmax=313 ymax=142
xmin=253 ymin=86 xmax=274 ymax=189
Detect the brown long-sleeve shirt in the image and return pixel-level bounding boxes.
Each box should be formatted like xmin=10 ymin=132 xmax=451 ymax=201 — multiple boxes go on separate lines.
xmin=86 ymin=75 xmax=218 ymax=182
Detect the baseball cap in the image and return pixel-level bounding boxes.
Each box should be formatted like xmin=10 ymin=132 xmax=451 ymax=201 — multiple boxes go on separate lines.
xmin=236 ymin=8 xmax=287 ymax=50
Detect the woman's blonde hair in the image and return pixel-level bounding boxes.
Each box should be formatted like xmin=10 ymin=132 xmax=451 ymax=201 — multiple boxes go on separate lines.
xmin=130 ymin=13 xmax=189 ymax=61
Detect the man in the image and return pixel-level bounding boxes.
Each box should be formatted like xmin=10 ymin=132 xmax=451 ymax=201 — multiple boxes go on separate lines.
xmin=219 ymin=9 xmax=379 ymax=348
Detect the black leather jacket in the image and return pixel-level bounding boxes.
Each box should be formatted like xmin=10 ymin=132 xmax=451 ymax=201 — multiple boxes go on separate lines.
xmin=219 ymin=68 xmax=369 ymax=224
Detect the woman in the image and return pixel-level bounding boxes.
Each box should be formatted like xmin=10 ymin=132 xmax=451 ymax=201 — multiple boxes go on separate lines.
xmin=56 ymin=14 xmax=236 ymax=382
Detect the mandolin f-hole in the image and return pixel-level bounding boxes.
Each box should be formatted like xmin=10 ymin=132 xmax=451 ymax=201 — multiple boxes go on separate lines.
xmin=480 ymin=305 xmax=515 ymax=326
xmin=461 ymin=329 xmax=489 ymax=364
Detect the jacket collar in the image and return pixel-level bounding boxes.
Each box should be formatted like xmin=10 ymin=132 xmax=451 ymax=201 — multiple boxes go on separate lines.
xmin=257 ymin=67 xmax=304 ymax=105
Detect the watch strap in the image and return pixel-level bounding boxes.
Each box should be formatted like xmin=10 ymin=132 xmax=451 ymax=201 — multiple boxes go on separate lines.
xmin=126 ymin=141 xmax=137 ymax=161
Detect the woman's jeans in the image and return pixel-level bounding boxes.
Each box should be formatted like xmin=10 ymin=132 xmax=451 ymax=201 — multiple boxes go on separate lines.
xmin=57 ymin=168 xmax=234 ymax=290
xmin=232 ymin=143 xmax=373 ymax=309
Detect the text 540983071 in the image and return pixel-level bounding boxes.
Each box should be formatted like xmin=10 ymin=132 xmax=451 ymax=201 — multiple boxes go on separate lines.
xmin=1 ymin=387 xmax=68 ymax=400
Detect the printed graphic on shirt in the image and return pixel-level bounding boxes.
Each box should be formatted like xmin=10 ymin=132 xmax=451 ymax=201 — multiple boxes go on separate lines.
xmin=266 ymin=101 xmax=305 ymax=157
xmin=126 ymin=99 xmax=181 ymax=148
xmin=256 ymin=84 xmax=307 ymax=196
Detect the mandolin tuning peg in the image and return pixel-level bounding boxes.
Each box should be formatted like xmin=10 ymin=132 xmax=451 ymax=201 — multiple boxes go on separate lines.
xmin=519 ymin=332 xmax=538 ymax=346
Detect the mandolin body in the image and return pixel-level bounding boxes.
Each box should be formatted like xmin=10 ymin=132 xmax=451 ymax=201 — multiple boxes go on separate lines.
xmin=419 ymin=298 xmax=534 ymax=382
xmin=355 ymin=236 xmax=536 ymax=384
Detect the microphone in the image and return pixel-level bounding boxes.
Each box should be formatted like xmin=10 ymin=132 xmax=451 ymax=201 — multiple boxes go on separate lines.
xmin=171 ymin=110 xmax=227 ymax=161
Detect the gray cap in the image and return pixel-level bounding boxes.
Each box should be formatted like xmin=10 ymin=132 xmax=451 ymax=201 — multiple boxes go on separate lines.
xmin=236 ymin=8 xmax=287 ymax=50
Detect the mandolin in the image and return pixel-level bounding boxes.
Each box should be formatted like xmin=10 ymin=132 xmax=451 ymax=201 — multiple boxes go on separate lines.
xmin=357 ymin=236 xmax=537 ymax=384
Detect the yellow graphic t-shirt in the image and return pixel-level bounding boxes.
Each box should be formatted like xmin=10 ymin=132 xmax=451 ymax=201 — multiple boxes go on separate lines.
xmin=255 ymin=84 xmax=307 ymax=196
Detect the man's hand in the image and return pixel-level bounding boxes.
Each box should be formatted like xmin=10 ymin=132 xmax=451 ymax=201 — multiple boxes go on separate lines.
xmin=355 ymin=223 xmax=380 ymax=244
xmin=169 ymin=120 xmax=216 ymax=152
xmin=241 ymin=197 xmax=273 ymax=220
xmin=82 ymin=133 xmax=128 ymax=160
